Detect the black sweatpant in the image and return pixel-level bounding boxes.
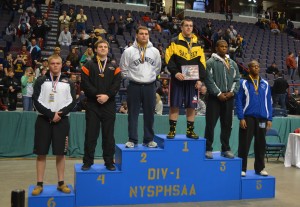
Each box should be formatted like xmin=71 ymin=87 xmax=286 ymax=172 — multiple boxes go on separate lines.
xmin=204 ymin=95 xmax=234 ymax=151
xmin=83 ymin=101 xmax=116 ymax=166
xmin=127 ymin=81 xmax=156 ymax=144
xmin=238 ymin=116 xmax=267 ymax=172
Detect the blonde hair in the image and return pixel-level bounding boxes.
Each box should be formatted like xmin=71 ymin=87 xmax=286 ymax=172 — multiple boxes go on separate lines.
xmin=48 ymin=55 xmax=62 ymax=64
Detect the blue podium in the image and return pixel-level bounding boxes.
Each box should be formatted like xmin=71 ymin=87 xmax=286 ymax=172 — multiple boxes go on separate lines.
xmin=28 ymin=185 xmax=75 ymax=207
xmin=74 ymin=134 xmax=275 ymax=206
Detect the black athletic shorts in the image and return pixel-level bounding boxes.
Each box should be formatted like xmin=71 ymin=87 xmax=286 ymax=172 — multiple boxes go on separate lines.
xmin=33 ymin=115 xmax=70 ymax=155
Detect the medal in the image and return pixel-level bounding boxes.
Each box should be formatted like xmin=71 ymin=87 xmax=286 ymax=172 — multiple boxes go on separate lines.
xmin=50 ymin=72 xmax=61 ymax=94
xmin=249 ymin=75 xmax=259 ymax=95
xmin=97 ymin=57 xmax=107 ymax=78
xmin=138 ymin=45 xmax=146 ymax=64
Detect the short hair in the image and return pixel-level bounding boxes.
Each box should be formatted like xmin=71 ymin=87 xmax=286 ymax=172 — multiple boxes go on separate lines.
xmin=7 ymin=68 xmax=14 ymax=73
xmin=136 ymin=26 xmax=149 ymax=34
xmin=48 ymin=55 xmax=62 ymax=64
xmin=94 ymin=39 xmax=110 ymax=49
xmin=248 ymin=60 xmax=260 ymax=68
xmin=216 ymin=40 xmax=228 ymax=47
xmin=181 ymin=18 xmax=193 ymax=26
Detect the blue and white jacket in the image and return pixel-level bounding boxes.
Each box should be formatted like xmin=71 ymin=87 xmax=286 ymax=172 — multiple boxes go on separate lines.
xmin=235 ymin=76 xmax=272 ymax=121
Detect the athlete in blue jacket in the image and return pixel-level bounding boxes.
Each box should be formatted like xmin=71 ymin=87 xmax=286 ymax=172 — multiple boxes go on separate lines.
xmin=236 ymin=60 xmax=272 ymax=177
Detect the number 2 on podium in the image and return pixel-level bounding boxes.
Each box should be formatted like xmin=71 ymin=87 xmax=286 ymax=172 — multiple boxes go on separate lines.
xmin=140 ymin=152 xmax=147 ymax=163
xmin=97 ymin=174 xmax=105 ymax=184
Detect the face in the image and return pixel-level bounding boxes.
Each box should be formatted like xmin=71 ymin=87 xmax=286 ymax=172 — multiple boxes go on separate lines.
xmin=70 ymin=75 xmax=77 ymax=82
xmin=95 ymin=43 xmax=109 ymax=57
xmin=8 ymin=71 xmax=14 ymax=77
xmin=87 ymin=48 xmax=93 ymax=54
xmin=181 ymin=20 xmax=193 ymax=37
xmin=66 ymin=61 xmax=71 ymax=66
xmin=216 ymin=41 xmax=228 ymax=57
xmin=31 ymin=39 xmax=36 ymax=46
xmin=22 ymin=46 xmax=27 ymax=51
xmin=200 ymin=86 xmax=207 ymax=94
xmin=49 ymin=58 xmax=62 ymax=75
xmin=136 ymin=29 xmax=149 ymax=45
xmin=249 ymin=62 xmax=260 ymax=76
xmin=295 ymin=90 xmax=299 ymax=95
xmin=0 ymin=64 xmax=3 ymax=70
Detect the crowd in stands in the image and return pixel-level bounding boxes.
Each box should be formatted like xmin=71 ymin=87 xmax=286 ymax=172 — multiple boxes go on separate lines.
xmin=0 ymin=1 xmax=300 ymax=116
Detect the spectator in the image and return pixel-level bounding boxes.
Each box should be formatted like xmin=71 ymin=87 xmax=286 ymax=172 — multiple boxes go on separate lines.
xmin=5 ymin=23 xmax=17 ymax=42
xmin=76 ymin=8 xmax=87 ymax=32
xmin=68 ymin=7 xmax=76 ymax=32
xmin=42 ymin=13 xmax=52 ymax=31
xmin=278 ymin=12 xmax=287 ymax=32
xmin=31 ymin=18 xmax=48 ymax=47
xmin=286 ymin=52 xmax=297 ymax=79
xmin=17 ymin=20 xmax=31 ymax=45
xmin=80 ymin=47 xmax=94 ymax=66
xmin=27 ymin=38 xmax=41 ymax=67
xmin=289 ymin=88 xmax=300 ymax=114
xmin=26 ymin=2 xmax=37 ymax=16
xmin=85 ymin=31 xmax=98 ymax=48
xmin=53 ymin=47 xmax=61 ymax=56
xmin=21 ymin=67 xmax=35 ymax=111
xmin=266 ymin=62 xmax=279 ymax=75
xmin=296 ymin=51 xmax=300 ymax=79
xmin=125 ymin=12 xmax=134 ymax=33
xmin=226 ymin=6 xmax=233 ymax=22
xmin=270 ymin=20 xmax=280 ymax=34
xmin=199 ymin=85 xmax=208 ymax=105
xmin=286 ymin=19 xmax=294 ymax=36
xmin=35 ymin=58 xmax=48 ymax=78
xmin=228 ymin=25 xmax=237 ymax=39
xmin=202 ymin=20 xmax=214 ymax=49
xmin=118 ymin=101 xmax=128 ymax=114
xmin=196 ymin=98 xmax=206 ymax=116
xmin=19 ymin=44 xmax=32 ymax=67
xmin=62 ymin=60 xmax=73 ymax=74
xmin=59 ymin=10 xmax=70 ymax=32
xmin=108 ymin=15 xmax=116 ymax=35
xmin=272 ymin=72 xmax=288 ymax=110
xmin=66 ymin=47 xmax=81 ymax=71
xmin=155 ymin=93 xmax=163 ymax=115
xmin=3 ymin=53 xmax=14 ymax=76
xmin=117 ymin=15 xmax=125 ymax=35
xmin=19 ymin=11 xmax=30 ymax=24
xmin=153 ymin=22 xmax=162 ymax=33
xmin=1 ymin=69 xmax=21 ymax=111
xmin=13 ymin=54 xmax=26 ymax=80
xmin=58 ymin=27 xmax=72 ymax=46
xmin=94 ymin=24 xmax=107 ymax=36
xmin=9 ymin=0 xmax=19 ymax=22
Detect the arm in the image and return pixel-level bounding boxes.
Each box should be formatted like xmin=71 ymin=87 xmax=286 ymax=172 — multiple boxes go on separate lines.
xmin=58 ymin=80 xmax=76 ymax=117
xmin=204 ymin=60 xmax=222 ymax=96
xmin=106 ymin=67 xmax=122 ymax=98
xmin=21 ymin=75 xmax=28 ymax=88
xmin=155 ymin=49 xmax=162 ymax=76
xmin=231 ymin=61 xmax=241 ymax=95
xmin=165 ymin=41 xmax=180 ymax=77
xmin=198 ymin=46 xmax=206 ymax=81
xmin=81 ymin=61 xmax=99 ymax=99
xmin=267 ymin=84 xmax=273 ymax=121
xmin=235 ymin=79 xmax=245 ymax=120
xmin=33 ymin=77 xmax=55 ymax=119
xmin=119 ymin=50 xmax=129 ymax=78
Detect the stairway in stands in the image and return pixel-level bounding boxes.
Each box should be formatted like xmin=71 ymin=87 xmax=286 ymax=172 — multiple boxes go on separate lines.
xmin=40 ymin=3 xmax=60 ymax=57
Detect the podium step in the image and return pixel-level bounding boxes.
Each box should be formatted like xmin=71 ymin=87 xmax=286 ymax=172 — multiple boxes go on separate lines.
xmin=199 ymin=152 xmax=242 ymax=201
xmin=28 ymin=185 xmax=74 ymax=207
xmin=241 ymin=170 xmax=275 ymax=199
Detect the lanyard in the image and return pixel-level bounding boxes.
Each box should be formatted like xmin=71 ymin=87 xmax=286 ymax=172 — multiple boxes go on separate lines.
xmin=138 ymin=45 xmax=147 ymax=63
xmin=97 ymin=57 xmax=107 ymax=76
xmin=249 ymin=75 xmax=259 ymax=93
xmin=224 ymin=58 xmax=230 ymax=70
xmin=50 ymin=72 xmax=61 ymax=92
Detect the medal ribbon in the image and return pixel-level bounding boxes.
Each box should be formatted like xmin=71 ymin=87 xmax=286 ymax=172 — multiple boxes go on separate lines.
xmin=138 ymin=45 xmax=146 ymax=63
xmin=97 ymin=57 xmax=107 ymax=74
xmin=50 ymin=72 xmax=61 ymax=92
xmin=249 ymin=75 xmax=259 ymax=92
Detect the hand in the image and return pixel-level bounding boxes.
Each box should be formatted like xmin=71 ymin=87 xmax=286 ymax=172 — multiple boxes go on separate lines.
xmin=175 ymin=72 xmax=184 ymax=81
xmin=52 ymin=111 xmax=62 ymax=122
xmin=96 ymin=94 xmax=109 ymax=104
xmin=225 ymin=92 xmax=234 ymax=99
xmin=240 ymin=119 xmax=247 ymax=129
xmin=217 ymin=93 xmax=227 ymax=102
xmin=266 ymin=121 xmax=272 ymax=130
xmin=195 ymin=81 xmax=202 ymax=90
xmin=9 ymin=86 xmax=13 ymax=90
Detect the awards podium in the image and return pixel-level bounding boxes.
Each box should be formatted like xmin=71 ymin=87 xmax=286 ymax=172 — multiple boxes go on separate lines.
xmin=28 ymin=134 xmax=275 ymax=207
